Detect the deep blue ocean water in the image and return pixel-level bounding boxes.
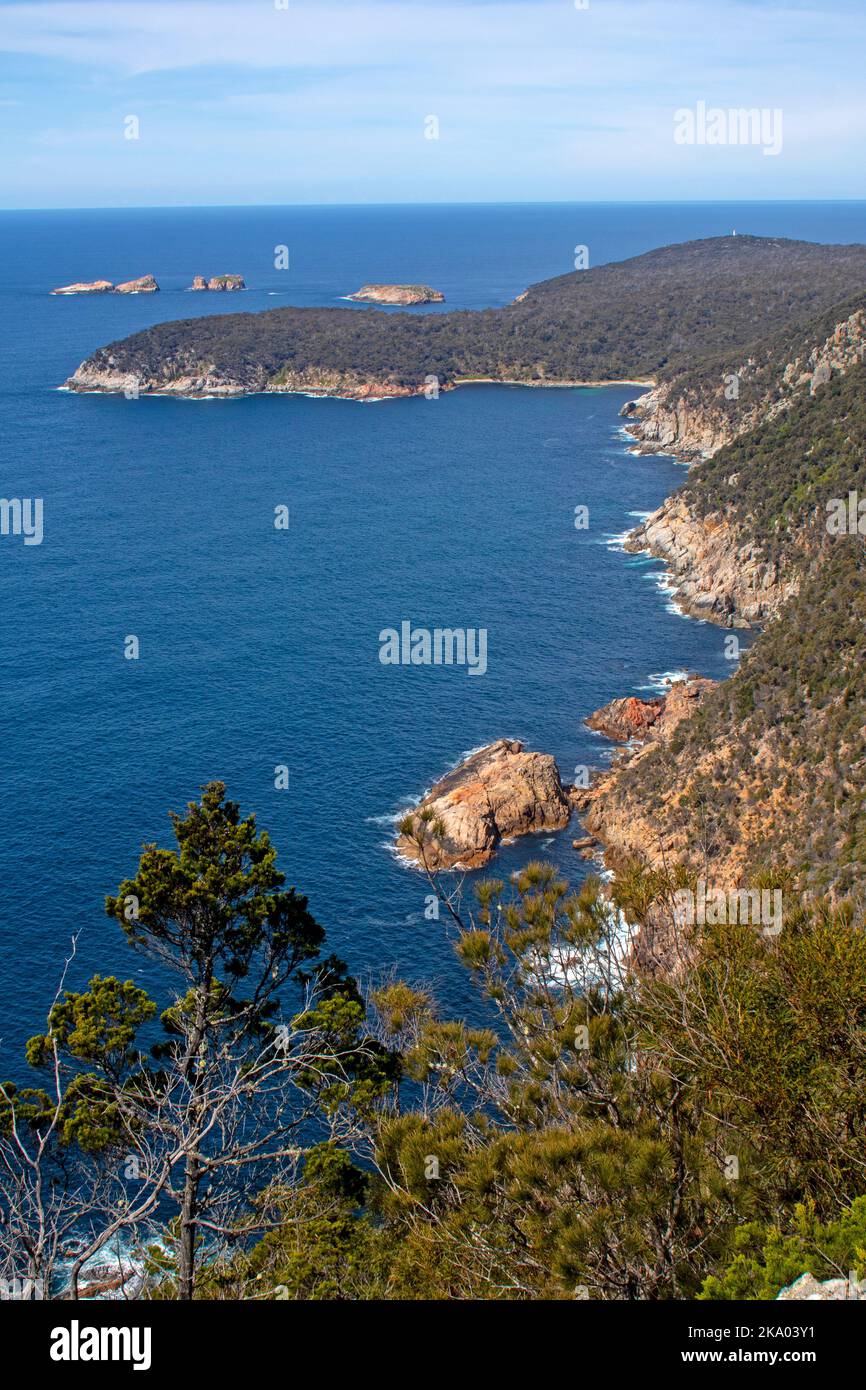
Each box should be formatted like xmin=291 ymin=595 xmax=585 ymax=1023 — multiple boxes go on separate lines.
xmin=1 ymin=201 xmax=865 ymax=1076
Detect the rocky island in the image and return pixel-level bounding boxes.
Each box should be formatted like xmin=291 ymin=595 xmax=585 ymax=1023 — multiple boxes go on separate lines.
xmin=51 ymin=279 xmax=115 ymax=296
xmin=347 ymin=283 xmax=444 ymax=305
xmin=51 ymin=274 xmax=159 ymax=295
xmin=190 ymin=275 xmax=245 ymax=291
xmin=396 ymin=739 xmax=574 ymax=871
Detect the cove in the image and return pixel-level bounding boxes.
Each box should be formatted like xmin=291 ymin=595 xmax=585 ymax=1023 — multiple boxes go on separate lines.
xmin=0 ymin=380 xmax=734 ymax=1072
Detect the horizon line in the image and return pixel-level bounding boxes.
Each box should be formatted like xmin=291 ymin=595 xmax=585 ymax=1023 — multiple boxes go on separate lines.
xmin=3 ymin=197 xmax=866 ymax=215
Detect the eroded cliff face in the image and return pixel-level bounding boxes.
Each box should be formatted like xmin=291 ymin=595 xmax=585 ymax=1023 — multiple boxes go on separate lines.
xmin=618 ymin=307 xmax=866 ymax=629
xmin=625 ymin=496 xmax=797 ymax=627
xmin=621 ymin=386 xmax=736 ymax=459
xmin=396 ymin=738 xmax=573 ymax=871
xmin=622 ymin=306 xmax=866 ymax=462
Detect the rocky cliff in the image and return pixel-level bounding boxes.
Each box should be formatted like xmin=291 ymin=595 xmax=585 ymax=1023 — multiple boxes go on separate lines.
xmin=396 ymin=739 xmax=574 ymax=870
xmin=622 ymin=302 xmax=866 ymax=462
xmin=580 ymin=513 xmax=866 ymax=909
xmin=619 ymin=301 xmax=866 ymax=629
xmin=624 ymin=496 xmax=797 ymax=627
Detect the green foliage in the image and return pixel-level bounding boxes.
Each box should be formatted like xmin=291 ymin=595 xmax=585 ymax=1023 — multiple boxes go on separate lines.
xmin=105 ymin=779 xmax=325 ymax=993
xmin=700 ymin=1197 xmax=866 ymax=1300
xmin=199 ymin=1144 xmax=393 ymax=1301
xmin=26 ymin=975 xmax=155 ymax=1072
xmin=242 ymin=865 xmax=866 ymax=1302
xmin=640 ymin=901 xmax=866 ymax=1214
xmin=684 ymin=361 xmax=866 ymax=567
xmin=10 ymin=782 xmax=392 ymax=1299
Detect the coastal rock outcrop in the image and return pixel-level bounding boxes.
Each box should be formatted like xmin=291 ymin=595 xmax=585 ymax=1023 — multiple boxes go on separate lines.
xmin=584 ymin=677 xmax=714 ymax=754
xmin=586 ymin=695 xmax=664 ymax=742
xmin=396 ymin=739 xmax=573 ymax=870
xmin=620 ymin=386 xmax=737 ymax=460
xmin=348 ymin=284 xmax=444 ymax=306
xmin=577 ymin=676 xmax=716 ymax=862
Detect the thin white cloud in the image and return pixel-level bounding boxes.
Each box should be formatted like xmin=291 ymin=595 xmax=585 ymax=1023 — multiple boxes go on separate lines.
xmin=1 ymin=0 xmax=865 ymax=203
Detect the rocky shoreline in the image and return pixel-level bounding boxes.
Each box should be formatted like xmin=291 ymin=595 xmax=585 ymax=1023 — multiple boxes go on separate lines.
xmin=62 ymin=366 xmax=654 ymax=400
xmin=623 ymin=495 xmax=795 ymax=627
xmin=63 ymin=363 xmax=429 ymax=400
xmin=61 ymin=259 xmax=866 ymax=915
xmin=391 ymin=676 xmax=720 ymax=956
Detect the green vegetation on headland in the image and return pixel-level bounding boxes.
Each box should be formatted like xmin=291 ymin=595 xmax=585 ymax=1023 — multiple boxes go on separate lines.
xmin=65 ymin=235 xmax=866 ymax=396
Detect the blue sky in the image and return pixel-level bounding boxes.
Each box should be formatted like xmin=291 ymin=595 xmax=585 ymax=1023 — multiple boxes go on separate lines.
xmin=1 ymin=0 xmax=864 ymax=207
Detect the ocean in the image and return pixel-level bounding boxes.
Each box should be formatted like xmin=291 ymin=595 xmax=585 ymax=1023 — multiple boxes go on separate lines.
xmin=1 ymin=200 xmax=865 ymax=1074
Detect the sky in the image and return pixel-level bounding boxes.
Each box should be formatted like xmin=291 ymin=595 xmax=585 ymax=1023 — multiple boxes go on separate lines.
xmin=0 ymin=0 xmax=864 ymax=208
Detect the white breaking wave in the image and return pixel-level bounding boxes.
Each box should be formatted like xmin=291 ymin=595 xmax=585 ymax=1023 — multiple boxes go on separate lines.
xmin=601 ymin=529 xmax=633 ymax=551
xmin=637 ymin=668 xmax=691 ymax=693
